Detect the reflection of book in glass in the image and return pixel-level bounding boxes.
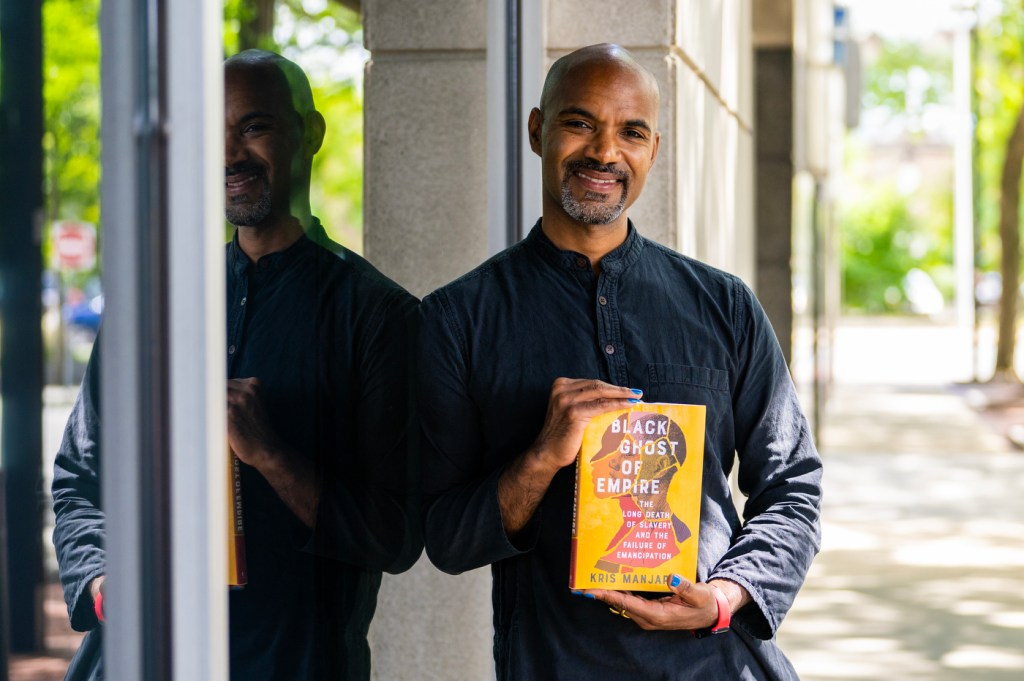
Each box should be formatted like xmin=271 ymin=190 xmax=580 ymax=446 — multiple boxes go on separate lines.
xmin=570 ymin=403 xmax=706 ymax=592
xmin=228 ymin=445 xmax=247 ymax=588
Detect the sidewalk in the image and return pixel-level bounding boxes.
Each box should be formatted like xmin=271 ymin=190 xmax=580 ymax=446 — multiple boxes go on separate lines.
xmin=11 ymin=322 xmax=1024 ymax=680
xmin=778 ymin=322 xmax=1024 ymax=680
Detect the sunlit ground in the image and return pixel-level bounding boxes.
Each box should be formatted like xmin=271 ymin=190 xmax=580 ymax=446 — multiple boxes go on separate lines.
xmin=17 ymin=317 xmax=1024 ymax=680
xmin=780 ymin=317 xmax=1024 ymax=680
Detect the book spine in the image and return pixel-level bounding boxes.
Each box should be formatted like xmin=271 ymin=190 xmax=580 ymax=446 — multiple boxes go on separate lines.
xmin=228 ymin=449 xmax=248 ymax=587
xmin=568 ymin=451 xmax=582 ymax=590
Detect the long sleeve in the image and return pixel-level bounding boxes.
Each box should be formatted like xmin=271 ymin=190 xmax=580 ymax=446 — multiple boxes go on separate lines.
xmin=708 ymin=279 xmax=823 ymax=640
xmin=417 ymin=292 xmax=539 ymax=574
xmin=51 ymin=342 xmax=106 ymax=632
xmin=305 ymin=288 xmax=424 ymax=574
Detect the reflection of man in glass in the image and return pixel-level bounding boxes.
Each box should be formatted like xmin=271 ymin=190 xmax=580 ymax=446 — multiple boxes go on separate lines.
xmin=51 ymin=50 xmax=420 ymax=681
xmin=590 ymin=412 xmax=690 ymax=574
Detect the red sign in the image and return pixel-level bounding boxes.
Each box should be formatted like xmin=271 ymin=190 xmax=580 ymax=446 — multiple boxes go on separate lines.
xmin=52 ymin=221 xmax=97 ymax=272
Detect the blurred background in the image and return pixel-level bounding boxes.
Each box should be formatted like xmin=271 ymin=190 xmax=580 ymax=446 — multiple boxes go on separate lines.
xmin=2 ymin=0 xmax=1024 ymax=679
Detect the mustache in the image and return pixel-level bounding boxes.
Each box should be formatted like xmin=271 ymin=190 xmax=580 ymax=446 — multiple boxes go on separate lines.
xmin=225 ymin=162 xmax=264 ymax=178
xmin=565 ymin=159 xmax=628 ymax=181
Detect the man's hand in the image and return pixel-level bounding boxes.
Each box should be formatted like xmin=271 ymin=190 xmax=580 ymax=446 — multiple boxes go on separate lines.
xmin=531 ymin=378 xmax=643 ymax=471
xmin=497 ymin=378 xmax=641 ymax=537
xmin=579 ymin=576 xmax=750 ymax=631
xmin=89 ymin=575 xmax=106 ymax=623
xmin=89 ymin=575 xmax=105 ymax=603
xmin=227 ymin=377 xmax=281 ymax=469
xmin=226 ymin=377 xmax=319 ymax=528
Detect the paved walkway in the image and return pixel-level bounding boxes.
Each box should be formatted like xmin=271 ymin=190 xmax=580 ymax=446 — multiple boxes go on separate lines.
xmin=778 ymin=323 xmax=1024 ymax=680
xmin=10 ymin=321 xmax=1024 ymax=680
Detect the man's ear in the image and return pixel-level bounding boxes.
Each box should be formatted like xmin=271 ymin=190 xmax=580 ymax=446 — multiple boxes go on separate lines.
xmin=650 ymin=131 xmax=660 ymax=165
xmin=305 ymin=111 xmax=326 ymax=157
xmin=527 ymin=108 xmax=543 ymax=157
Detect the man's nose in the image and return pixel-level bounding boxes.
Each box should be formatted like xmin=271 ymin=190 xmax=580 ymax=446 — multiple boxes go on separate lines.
xmin=225 ymin=132 xmax=247 ymax=167
xmin=585 ymin=128 xmax=621 ymax=166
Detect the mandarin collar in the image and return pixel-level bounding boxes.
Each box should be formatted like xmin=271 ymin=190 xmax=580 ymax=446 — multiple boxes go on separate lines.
xmin=228 ymin=217 xmax=327 ymax=276
xmin=525 ymin=218 xmax=645 ymax=275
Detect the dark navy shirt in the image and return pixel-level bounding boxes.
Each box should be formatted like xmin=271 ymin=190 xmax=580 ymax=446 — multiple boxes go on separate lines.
xmin=418 ymin=222 xmax=822 ymax=681
xmin=52 ymin=220 xmax=421 ymax=681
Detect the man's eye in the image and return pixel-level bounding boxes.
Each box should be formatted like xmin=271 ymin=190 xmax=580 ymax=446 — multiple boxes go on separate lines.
xmin=623 ymin=129 xmax=645 ymax=139
xmin=244 ymin=124 xmax=267 ymax=134
xmin=565 ymin=120 xmax=590 ymax=129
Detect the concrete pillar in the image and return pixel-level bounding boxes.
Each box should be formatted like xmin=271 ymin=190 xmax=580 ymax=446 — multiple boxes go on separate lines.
xmin=363 ymin=2 xmax=756 ymax=679
xmin=363 ymin=0 xmax=491 ymax=296
xmin=753 ymin=0 xmax=795 ymax=362
xmin=362 ymin=3 xmax=495 ymax=680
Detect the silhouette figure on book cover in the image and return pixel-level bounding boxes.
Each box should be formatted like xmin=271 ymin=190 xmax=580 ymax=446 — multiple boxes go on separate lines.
xmin=590 ymin=411 xmax=691 ymax=573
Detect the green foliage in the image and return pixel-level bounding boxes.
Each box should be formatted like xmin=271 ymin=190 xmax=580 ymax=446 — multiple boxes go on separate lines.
xmin=42 ymin=0 xmax=101 ymax=282
xmin=841 ymin=188 xmax=954 ymax=314
xmin=863 ymin=41 xmax=952 ymax=141
xmin=841 ymin=38 xmax=955 ymax=314
xmin=975 ymin=1 xmax=1024 ymax=274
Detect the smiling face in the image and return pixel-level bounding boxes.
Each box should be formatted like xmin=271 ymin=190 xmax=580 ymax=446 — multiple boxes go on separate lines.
xmin=223 ymin=62 xmax=306 ymax=229
xmin=529 ymin=48 xmax=660 ymax=233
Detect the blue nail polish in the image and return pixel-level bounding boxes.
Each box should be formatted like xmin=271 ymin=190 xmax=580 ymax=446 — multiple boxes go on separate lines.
xmin=571 ymin=590 xmax=582 ymax=595
xmin=584 ymin=593 xmax=597 ymax=600
xmin=670 ymin=574 xmax=681 ymax=588
xmin=628 ymin=399 xmax=641 ymax=404
xmin=631 ymin=389 xmax=643 ymax=395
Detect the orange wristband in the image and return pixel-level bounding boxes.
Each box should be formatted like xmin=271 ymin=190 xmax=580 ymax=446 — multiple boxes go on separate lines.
xmin=94 ymin=589 xmax=105 ymax=623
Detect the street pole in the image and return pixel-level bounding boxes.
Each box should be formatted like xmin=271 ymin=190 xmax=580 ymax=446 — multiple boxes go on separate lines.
xmin=954 ymin=3 xmax=978 ymax=379
xmin=0 ymin=0 xmax=46 ymax=654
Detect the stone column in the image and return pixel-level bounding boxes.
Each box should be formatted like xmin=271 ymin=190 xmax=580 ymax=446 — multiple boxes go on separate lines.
xmin=362 ymin=2 xmax=495 ymax=680
xmin=753 ymin=0 xmax=795 ymax=362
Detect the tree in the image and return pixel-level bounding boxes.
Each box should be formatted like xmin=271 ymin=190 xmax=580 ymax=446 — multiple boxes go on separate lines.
xmin=995 ymin=107 xmax=1024 ymax=379
xmin=977 ymin=1 xmax=1024 ymax=379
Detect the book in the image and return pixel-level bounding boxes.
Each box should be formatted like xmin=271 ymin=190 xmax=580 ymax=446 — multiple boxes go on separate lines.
xmin=569 ymin=402 xmax=706 ymax=592
xmin=227 ymin=445 xmax=248 ymax=587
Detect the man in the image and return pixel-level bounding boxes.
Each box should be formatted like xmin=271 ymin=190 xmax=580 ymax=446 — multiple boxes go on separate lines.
xmin=52 ymin=49 xmax=420 ymax=680
xmin=418 ymin=44 xmax=822 ymax=680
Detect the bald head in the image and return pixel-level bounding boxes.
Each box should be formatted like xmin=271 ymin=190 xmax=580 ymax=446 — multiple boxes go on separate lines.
xmin=539 ymin=44 xmax=660 ymax=116
xmin=225 ymin=49 xmax=317 ymax=119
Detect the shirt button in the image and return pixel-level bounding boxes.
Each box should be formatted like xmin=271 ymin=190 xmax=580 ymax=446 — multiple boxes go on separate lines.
xmin=604 ymin=344 xmax=615 ymax=355
xmin=575 ymin=257 xmax=587 ymax=268
xmin=598 ymin=296 xmax=608 ymax=306
xmin=228 ymin=345 xmax=236 ymax=355
xmin=240 ymin=297 xmax=247 ymax=307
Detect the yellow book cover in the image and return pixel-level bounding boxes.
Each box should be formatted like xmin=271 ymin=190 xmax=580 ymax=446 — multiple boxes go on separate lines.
xmin=569 ymin=403 xmax=706 ymax=592
xmin=227 ymin=445 xmax=248 ymax=587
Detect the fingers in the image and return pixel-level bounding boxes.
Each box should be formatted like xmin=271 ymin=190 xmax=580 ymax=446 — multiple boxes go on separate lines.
xmin=575 ymin=579 xmax=718 ymax=631
xmin=531 ymin=379 xmax=644 ymax=471
xmin=227 ymin=376 xmax=261 ymax=400
xmin=550 ymin=377 xmax=641 ymax=404
xmin=579 ymin=589 xmax=660 ymax=629
xmin=226 ymin=377 xmax=270 ymax=466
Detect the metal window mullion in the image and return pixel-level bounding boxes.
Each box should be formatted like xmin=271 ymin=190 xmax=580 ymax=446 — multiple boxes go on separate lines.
xmin=101 ymin=0 xmax=173 ymax=678
xmin=166 ymin=0 xmax=228 ymax=677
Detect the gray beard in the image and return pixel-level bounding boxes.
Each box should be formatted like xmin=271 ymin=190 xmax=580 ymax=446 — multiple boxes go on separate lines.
xmin=225 ymin=183 xmax=273 ymax=227
xmin=559 ymin=173 xmax=628 ymax=225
